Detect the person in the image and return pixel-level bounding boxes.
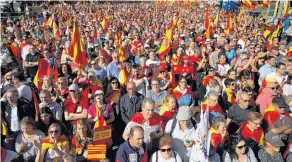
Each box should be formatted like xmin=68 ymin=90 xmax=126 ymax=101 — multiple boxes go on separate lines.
xmin=266 ymin=62 xmax=287 ymax=87
xmin=256 ymin=77 xmax=279 ymax=114
xmin=159 ymin=94 xmax=177 ymax=124
xmin=11 ymin=72 xmax=32 ymax=103
xmin=58 ymin=63 xmax=75 ymax=85
xmin=258 ymin=131 xmax=285 ymax=162
xmin=87 ymin=59 xmax=107 ymax=83
xmin=123 ymin=98 xmax=164 ymax=154
xmin=64 ymin=84 xmax=88 ymax=134
xmin=263 ymin=96 xmax=292 ymax=137
xmin=283 ymin=75 xmax=292 ymax=96
xmin=222 ymin=78 xmax=237 ymax=111
xmin=35 ymin=123 xmax=69 ymax=162
xmin=146 ymin=77 xmax=168 ymax=109
xmin=146 ymin=51 xmax=160 ymax=77
xmin=201 ymin=91 xmax=225 ymax=121
xmin=258 ymin=56 xmax=276 ymax=86
xmin=165 ymin=106 xmax=196 ymax=162
xmin=1 ymin=72 xmax=14 ymax=94
xmin=40 ymin=76 xmax=56 ymax=96
xmin=107 ymin=51 xmax=120 ymax=79
xmin=63 ymin=153 xmax=77 ymax=162
xmin=150 ymin=136 xmax=182 ymax=162
xmin=2 ymin=88 xmax=33 ymax=135
xmin=88 ymin=90 xmax=115 ymax=127
xmin=39 ymin=90 xmax=63 ymax=121
xmin=24 ymin=45 xmax=42 ymax=81
xmin=238 ymin=112 xmax=264 ymax=155
xmin=210 ymin=116 xmax=227 ymax=151
xmin=119 ymin=81 xmax=144 ymax=124
xmin=71 ymin=119 xmax=93 ymax=161
xmin=227 ymin=91 xmax=255 ymax=134
xmin=215 ymin=53 xmax=231 ymax=77
xmin=54 ymin=76 xmax=69 ymax=106
xmin=116 ymin=126 xmax=148 ymax=162
xmin=172 ymin=76 xmax=194 ymax=107
xmin=15 ymin=117 xmax=45 ymax=162
xmin=223 ymin=133 xmax=258 ymax=162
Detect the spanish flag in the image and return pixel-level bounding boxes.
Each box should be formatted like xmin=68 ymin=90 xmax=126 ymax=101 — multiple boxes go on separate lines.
xmin=70 ymin=18 xmax=87 ymax=69
xmin=158 ymin=20 xmax=173 ymax=60
xmin=119 ymin=65 xmax=128 ymax=86
xmin=282 ymin=0 xmax=289 ymax=17
xmin=205 ymin=9 xmax=211 ymax=38
xmin=1 ymin=119 xmax=8 ymax=136
xmin=115 ymin=30 xmax=125 ymax=61
xmin=44 ymin=17 xmax=53 ymax=28
xmin=33 ymin=59 xmax=58 ymax=89
xmin=225 ymin=16 xmax=233 ymax=36
xmin=242 ymin=0 xmax=255 ymax=11
xmin=265 ymin=24 xmax=281 ymax=48
xmin=262 ymin=0 xmax=270 ymax=8
xmin=287 ymin=47 xmax=292 ymax=57
xmin=263 ymin=26 xmax=273 ymax=39
xmin=94 ymin=105 xmax=107 ymax=129
xmin=101 ymin=16 xmax=109 ymax=32
xmin=53 ymin=20 xmax=61 ymax=39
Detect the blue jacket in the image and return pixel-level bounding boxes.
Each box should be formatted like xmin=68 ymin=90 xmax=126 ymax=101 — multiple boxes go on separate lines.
xmin=225 ymin=49 xmax=237 ymax=64
xmin=116 ymin=140 xmax=147 ymax=162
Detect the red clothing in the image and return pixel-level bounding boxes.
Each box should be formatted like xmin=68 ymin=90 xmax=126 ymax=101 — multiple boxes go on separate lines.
xmin=256 ymin=90 xmax=273 ymax=114
xmin=201 ymin=102 xmax=225 ymax=116
xmin=129 ymin=112 xmax=165 ymax=130
xmin=161 ymin=111 xmax=176 ymax=127
xmin=64 ymin=97 xmax=89 ymax=125
xmin=189 ymin=55 xmax=201 ymax=64
xmin=210 ymin=127 xmax=223 ymax=150
xmin=175 ymin=65 xmax=194 ymax=77
xmin=239 ymin=121 xmax=264 ymax=145
xmin=263 ymin=110 xmax=290 ymax=128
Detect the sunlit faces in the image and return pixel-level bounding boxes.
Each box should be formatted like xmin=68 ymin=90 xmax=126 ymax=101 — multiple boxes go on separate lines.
xmin=142 ymin=102 xmax=155 ymax=119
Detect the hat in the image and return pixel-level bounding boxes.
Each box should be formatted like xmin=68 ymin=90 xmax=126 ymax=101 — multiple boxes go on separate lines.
xmin=265 ymin=131 xmax=285 ymax=148
xmin=265 ymin=77 xmax=278 ymax=83
xmin=183 ymin=55 xmax=189 ymax=61
xmin=176 ymin=106 xmax=192 ymax=120
xmin=206 ymin=38 xmax=211 ymax=43
xmin=144 ymin=44 xmax=150 ymax=48
xmin=69 ymin=84 xmax=79 ymax=91
xmin=95 ymin=90 xmax=104 ymax=95
xmin=273 ymin=96 xmax=289 ymax=111
xmin=159 ymin=65 xmax=166 ymax=72
xmin=256 ymin=52 xmax=267 ymax=59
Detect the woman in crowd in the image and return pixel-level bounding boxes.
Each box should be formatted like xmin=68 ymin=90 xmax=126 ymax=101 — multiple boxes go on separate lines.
xmin=160 ymin=94 xmax=177 ymax=124
xmin=41 ymin=75 xmax=56 ymax=96
xmin=283 ymin=75 xmax=292 ymax=96
xmin=15 ymin=117 xmax=45 ymax=162
xmin=35 ymin=123 xmax=69 ymax=162
xmin=238 ymin=112 xmax=264 ymax=156
xmin=172 ymin=76 xmax=194 ymax=107
xmin=71 ymin=119 xmax=93 ymax=162
xmin=59 ymin=63 xmax=75 ymax=85
xmin=223 ymin=133 xmax=258 ymax=162
xmin=150 ymin=136 xmax=182 ymax=162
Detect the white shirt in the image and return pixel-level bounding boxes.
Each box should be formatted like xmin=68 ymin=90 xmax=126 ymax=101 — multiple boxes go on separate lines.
xmin=215 ymin=64 xmax=230 ymax=76
xmin=150 ymin=150 xmax=183 ymax=162
xmin=283 ymin=84 xmax=292 ymax=96
xmin=10 ymin=106 xmax=20 ymax=132
xmin=18 ymin=84 xmax=32 ymax=102
xmin=21 ymin=44 xmax=31 ymax=60
xmin=165 ymin=119 xmax=196 ymax=162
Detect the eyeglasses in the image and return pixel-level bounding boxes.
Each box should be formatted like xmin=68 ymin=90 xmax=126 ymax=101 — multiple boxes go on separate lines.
xmin=111 ymin=82 xmax=118 ymax=84
xmin=91 ymin=63 xmax=97 ymax=65
xmin=58 ymin=82 xmax=64 ymax=85
xmin=248 ymin=93 xmax=253 ymax=97
xmin=6 ymin=78 xmax=12 ymax=81
xmin=95 ymin=94 xmax=103 ymax=97
xmin=209 ymin=69 xmax=214 ymax=72
xmin=267 ymin=87 xmax=277 ymax=90
xmin=237 ymin=144 xmax=246 ymax=150
xmin=49 ymin=130 xmax=59 ymax=134
xmin=70 ymin=90 xmax=76 ymax=92
xmin=160 ymin=148 xmax=172 ymax=152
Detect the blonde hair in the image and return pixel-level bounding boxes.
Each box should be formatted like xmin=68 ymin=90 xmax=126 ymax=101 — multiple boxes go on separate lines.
xmin=160 ymin=94 xmax=176 ymax=115
xmin=20 ymin=117 xmax=36 ymax=128
xmin=247 ymin=112 xmax=263 ymax=122
xmin=75 ymin=119 xmax=92 ymax=140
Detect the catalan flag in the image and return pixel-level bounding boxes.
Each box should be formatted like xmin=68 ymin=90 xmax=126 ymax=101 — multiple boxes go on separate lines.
xmin=265 ymin=24 xmax=281 ymax=48
xmin=70 ymin=18 xmax=87 ymax=69
xmin=44 ymin=17 xmax=53 ymax=28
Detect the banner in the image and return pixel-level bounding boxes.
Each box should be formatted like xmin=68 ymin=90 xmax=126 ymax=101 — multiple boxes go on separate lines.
xmin=87 ymin=144 xmax=106 ymax=160
xmin=93 ymin=125 xmax=112 ymax=145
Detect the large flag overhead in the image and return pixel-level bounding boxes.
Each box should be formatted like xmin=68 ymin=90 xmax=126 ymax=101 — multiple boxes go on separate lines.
xmin=70 ymin=18 xmax=87 ymax=69
xmin=53 ymin=20 xmax=61 ymax=39
xmin=205 ymin=9 xmax=211 ymax=38
xmin=158 ymin=19 xmax=174 ymax=60
xmin=225 ymin=16 xmax=233 ymax=36
xmin=190 ymin=106 xmax=210 ymax=162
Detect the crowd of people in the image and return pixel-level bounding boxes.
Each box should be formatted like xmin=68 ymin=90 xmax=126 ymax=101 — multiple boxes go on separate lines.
xmin=1 ymin=1 xmax=292 ymax=162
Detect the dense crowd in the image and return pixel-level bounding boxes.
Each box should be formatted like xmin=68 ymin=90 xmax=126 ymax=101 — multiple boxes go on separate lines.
xmin=1 ymin=1 xmax=292 ymax=162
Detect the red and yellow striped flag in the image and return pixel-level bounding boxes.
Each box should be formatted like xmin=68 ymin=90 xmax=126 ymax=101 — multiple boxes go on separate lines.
xmin=119 ymin=65 xmax=128 ymax=86
xmin=101 ymin=16 xmax=109 ymax=32
xmin=265 ymin=24 xmax=281 ymax=48
xmin=93 ymin=105 xmax=107 ymax=129
xmin=242 ymin=0 xmax=255 ymax=11
xmin=225 ymin=16 xmax=233 ymax=36
xmin=53 ymin=20 xmax=61 ymax=39
xmin=70 ymin=18 xmax=87 ymax=69
xmin=286 ymin=47 xmax=292 ymax=57
xmin=282 ymin=0 xmax=289 ymax=17
xmin=263 ymin=26 xmax=273 ymax=39
xmin=205 ymin=9 xmax=211 ymax=38
xmin=158 ymin=19 xmax=174 ymax=60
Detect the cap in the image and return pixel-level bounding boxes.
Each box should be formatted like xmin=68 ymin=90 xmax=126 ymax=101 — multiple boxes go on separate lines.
xmin=144 ymin=44 xmax=150 ymax=48
xmin=95 ymin=90 xmax=104 ymax=95
xmin=273 ymin=96 xmax=289 ymax=112
xmin=183 ymin=55 xmax=189 ymax=61
xmin=69 ymin=84 xmax=79 ymax=91
xmin=159 ymin=65 xmax=166 ymax=72
xmin=257 ymin=52 xmax=267 ymax=59
xmin=176 ymin=106 xmax=192 ymax=120
xmin=265 ymin=131 xmax=285 ymax=148
xmin=265 ymin=77 xmax=278 ymax=83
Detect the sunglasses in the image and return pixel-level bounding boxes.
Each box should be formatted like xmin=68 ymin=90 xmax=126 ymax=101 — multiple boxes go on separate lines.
xmin=70 ymin=90 xmax=76 ymax=92
xmin=111 ymin=82 xmax=118 ymax=84
xmin=58 ymin=82 xmax=64 ymax=85
xmin=160 ymin=148 xmax=172 ymax=152
xmin=237 ymin=144 xmax=246 ymax=149
xmin=95 ymin=94 xmax=103 ymax=97
xmin=209 ymin=69 xmax=214 ymax=72
xmin=49 ymin=130 xmax=59 ymax=134
xmin=6 ymin=78 xmax=12 ymax=81
xmin=91 ymin=63 xmax=97 ymax=65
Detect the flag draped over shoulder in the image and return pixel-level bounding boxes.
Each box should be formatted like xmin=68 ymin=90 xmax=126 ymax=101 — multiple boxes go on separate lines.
xmin=190 ymin=106 xmax=210 ymax=162
xmin=205 ymin=9 xmax=211 ymax=38
xmin=70 ymin=18 xmax=87 ymax=69
xmin=93 ymin=105 xmax=107 ymax=129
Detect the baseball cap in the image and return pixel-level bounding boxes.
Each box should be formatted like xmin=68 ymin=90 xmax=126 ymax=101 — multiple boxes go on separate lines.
xmin=94 ymin=90 xmax=104 ymax=95
xmin=176 ymin=106 xmax=192 ymax=120
xmin=69 ymin=84 xmax=79 ymax=91
xmin=273 ymin=96 xmax=289 ymax=112
xmin=265 ymin=131 xmax=285 ymax=148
